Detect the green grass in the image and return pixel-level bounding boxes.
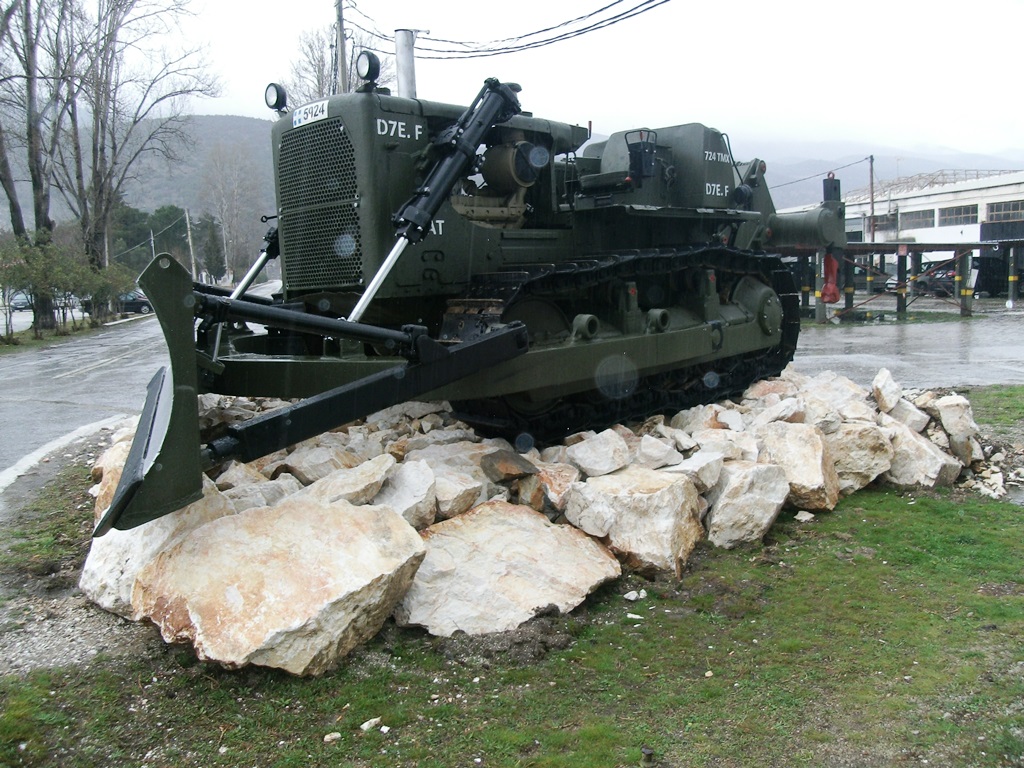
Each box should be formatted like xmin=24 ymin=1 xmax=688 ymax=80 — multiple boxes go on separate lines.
xmin=961 ymin=385 xmax=1024 ymax=437
xmin=1 ymin=386 xmax=1022 ymax=767
xmin=0 ymin=320 xmax=101 ymax=355
xmin=2 ymin=487 xmax=1021 ymax=767
xmin=0 ymin=464 xmax=94 ymax=573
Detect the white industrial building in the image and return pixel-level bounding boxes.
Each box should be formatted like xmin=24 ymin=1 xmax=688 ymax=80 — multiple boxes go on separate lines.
xmin=826 ymin=169 xmax=1024 ymax=297
xmin=842 ymin=169 xmax=1024 ymax=248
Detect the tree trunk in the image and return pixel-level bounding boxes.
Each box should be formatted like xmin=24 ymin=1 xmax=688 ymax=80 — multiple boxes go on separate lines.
xmin=0 ymin=122 xmax=28 ymax=239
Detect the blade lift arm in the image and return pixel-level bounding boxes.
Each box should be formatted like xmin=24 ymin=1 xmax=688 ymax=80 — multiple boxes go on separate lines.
xmin=347 ymin=78 xmax=522 ymax=323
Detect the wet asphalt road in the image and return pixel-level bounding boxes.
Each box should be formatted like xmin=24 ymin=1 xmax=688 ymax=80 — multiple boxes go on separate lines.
xmin=0 ymin=317 xmax=168 ymax=478
xmin=791 ymin=300 xmax=1024 ymax=389
xmin=1 ymin=299 xmax=1021 ymax=482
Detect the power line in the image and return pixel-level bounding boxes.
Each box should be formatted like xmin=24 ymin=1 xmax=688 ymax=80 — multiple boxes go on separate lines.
xmin=770 ymin=157 xmax=871 ymax=190
xmin=415 ymin=1 xmax=674 ymax=59
xmin=110 ymin=212 xmax=189 ymax=262
xmin=345 ymin=0 xmax=674 ymax=60
xmin=418 ymin=1 xmax=630 ymax=47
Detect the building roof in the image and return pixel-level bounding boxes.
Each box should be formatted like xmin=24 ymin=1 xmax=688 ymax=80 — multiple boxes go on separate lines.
xmin=844 ymin=169 xmax=1023 ymax=204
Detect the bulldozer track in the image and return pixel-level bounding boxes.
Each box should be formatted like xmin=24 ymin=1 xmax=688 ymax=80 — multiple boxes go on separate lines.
xmin=446 ymin=246 xmax=799 ymax=444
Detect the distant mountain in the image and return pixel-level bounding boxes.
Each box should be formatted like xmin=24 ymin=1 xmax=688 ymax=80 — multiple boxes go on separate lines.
xmin=5 ymin=114 xmax=1020 ymax=229
xmin=123 ymin=114 xmax=277 ymax=217
xmin=736 ymin=138 xmax=1023 ymax=209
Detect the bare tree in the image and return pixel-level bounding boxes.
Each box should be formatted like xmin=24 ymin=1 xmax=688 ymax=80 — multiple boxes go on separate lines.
xmin=287 ymin=24 xmax=394 ymax=106
xmin=199 ymin=139 xmax=266 ymax=281
xmin=53 ymin=0 xmax=218 ymax=269
xmin=0 ymin=0 xmax=78 ymax=242
xmin=0 ymin=0 xmax=81 ymax=328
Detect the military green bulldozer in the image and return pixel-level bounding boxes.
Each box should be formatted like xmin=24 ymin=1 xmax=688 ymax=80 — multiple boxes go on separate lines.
xmin=96 ymin=54 xmax=845 ymax=536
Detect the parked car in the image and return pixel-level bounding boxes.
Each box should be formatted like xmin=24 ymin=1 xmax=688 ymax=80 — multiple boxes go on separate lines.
xmin=83 ymin=290 xmax=152 ymax=315
xmin=885 ymin=268 xmax=956 ymax=296
xmin=118 ymin=290 xmax=152 ymax=314
xmin=915 ymin=268 xmax=957 ymax=297
xmin=9 ymin=291 xmax=31 ymax=311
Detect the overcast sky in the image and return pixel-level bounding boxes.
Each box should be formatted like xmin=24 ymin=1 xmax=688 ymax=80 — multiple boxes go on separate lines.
xmin=184 ymin=0 xmax=1024 ymax=158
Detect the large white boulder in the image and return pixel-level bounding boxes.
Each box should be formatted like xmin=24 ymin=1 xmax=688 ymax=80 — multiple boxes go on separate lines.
xmin=872 ymin=368 xmax=904 ymax=413
xmin=690 ymin=428 xmax=758 ymax=462
xmin=704 ymin=460 xmax=789 ymax=549
xmin=933 ymin=394 xmax=983 ymax=466
xmin=879 ymin=415 xmax=962 ymax=488
xmin=565 ymin=428 xmax=631 ymax=477
xmin=755 ymin=422 xmax=839 ymax=511
xmin=518 ymin=461 xmax=580 ymax=514
xmin=823 ymin=422 xmax=894 ymax=495
xmin=132 ymin=497 xmax=425 ymax=676
xmin=886 ymin=398 xmax=931 ymax=433
xmin=278 ymin=442 xmax=362 ymax=485
xmin=659 ymin=449 xmax=724 ymax=493
xmin=223 ymin=474 xmax=303 ymax=513
xmin=372 ymin=459 xmax=437 ymax=529
xmin=564 ymin=466 xmax=704 ymax=576
xmin=394 ymin=501 xmax=619 ymax=636
xmin=297 ymin=454 xmax=396 ymax=506
xmin=80 ymin=475 xmax=236 ymax=620
xmin=670 ymin=403 xmax=744 ymax=433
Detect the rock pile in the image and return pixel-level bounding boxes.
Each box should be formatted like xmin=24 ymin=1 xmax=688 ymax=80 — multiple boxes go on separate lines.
xmin=79 ymin=365 xmax=1014 ymax=675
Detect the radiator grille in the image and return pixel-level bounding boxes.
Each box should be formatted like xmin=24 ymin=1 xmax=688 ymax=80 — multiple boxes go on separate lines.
xmin=278 ymin=117 xmax=363 ymax=290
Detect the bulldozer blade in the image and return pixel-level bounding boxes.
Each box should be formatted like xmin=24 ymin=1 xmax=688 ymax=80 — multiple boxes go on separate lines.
xmin=93 ymin=255 xmax=204 ymax=536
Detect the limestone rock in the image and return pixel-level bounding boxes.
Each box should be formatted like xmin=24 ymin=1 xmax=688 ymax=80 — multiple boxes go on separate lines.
xmin=279 ymin=442 xmax=362 ymax=485
xmin=749 ymin=397 xmax=806 ymax=428
xmin=887 ymin=398 xmax=930 ymax=433
xmin=133 ymin=497 xmax=425 ymax=676
xmin=214 ymin=460 xmax=269 ymax=491
xmin=433 ymin=467 xmax=485 ymax=519
xmin=653 ymin=423 xmax=698 ymax=453
xmin=518 ymin=462 xmax=581 ymax=514
xmin=372 ymin=460 xmax=437 ymax=529
xmin=299 ymin=454 xmax=396 ymax=506
xmin=539 ymin=444 xmax=570 ymax=463
xmin=879 ymin=415 xmax=962 ymax=488
xmin=704 ymin=461 xmax=789 ymax=549
xmin=744 ymin=378 xmax=800 ymax=400
xmin=564 ymin=466 xmax=704 ymax=576
xmin=366 ymin=401 xmax=449 ymax=430
xmin=659 ymin=449 xmax=724 ymax=493
xmin=390 ymin=429 xmax=481 ymax=458
xmin=690 ymin=428 xmax=758 ymax=462
xmin=755 ymin=422 xmax=839 ymax=511
xmin=90 ymin=440 xmax=133 ymax=515
xmin=671 ymin=403 xmax=744 ymax=433
xmin=872 ymin=368 xmax=903 ymax=413
xmin=480 ymin=449 xmax=538 ymax=483
xmin=823 ymin=422 xmax=894 ymax=495
xmin=393 ymin=501 xmax=620 ymax=636
xmin=80 ymin=476 xmax=236 ymax=620
xmin=799 ymin=371 xmax=877 ymax=432
xmin=108 ymin=415 xmax=140 ymax=448
xmin=565 ymin=428 xmax=631 ymax=477
xmin=223 ymin=474 xmax=303 ymax=513
xmin=934 ymin=394 xmax=982 ymax=466
xmin=634 ymin=434 xmax=684 ymax=469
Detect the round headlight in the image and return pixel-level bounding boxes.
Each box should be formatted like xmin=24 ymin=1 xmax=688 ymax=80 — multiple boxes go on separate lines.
xmin=265 ymin=83 xmax=287 ymax=111
xmin=355 ymin=51 xmax=380 ymax=82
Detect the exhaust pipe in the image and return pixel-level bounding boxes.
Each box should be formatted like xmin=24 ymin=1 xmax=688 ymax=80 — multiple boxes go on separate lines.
xmin=396 ymin=29 xmax=418 ymax=98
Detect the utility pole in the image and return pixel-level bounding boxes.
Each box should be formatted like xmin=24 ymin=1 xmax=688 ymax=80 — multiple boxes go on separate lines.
xmin=335 ymin=0 xmax=348 ymax=93
xmin=868 ymin=154 xmax=875 ymax=243
xmin=185 ymin=209 xmax=197 ymax=281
